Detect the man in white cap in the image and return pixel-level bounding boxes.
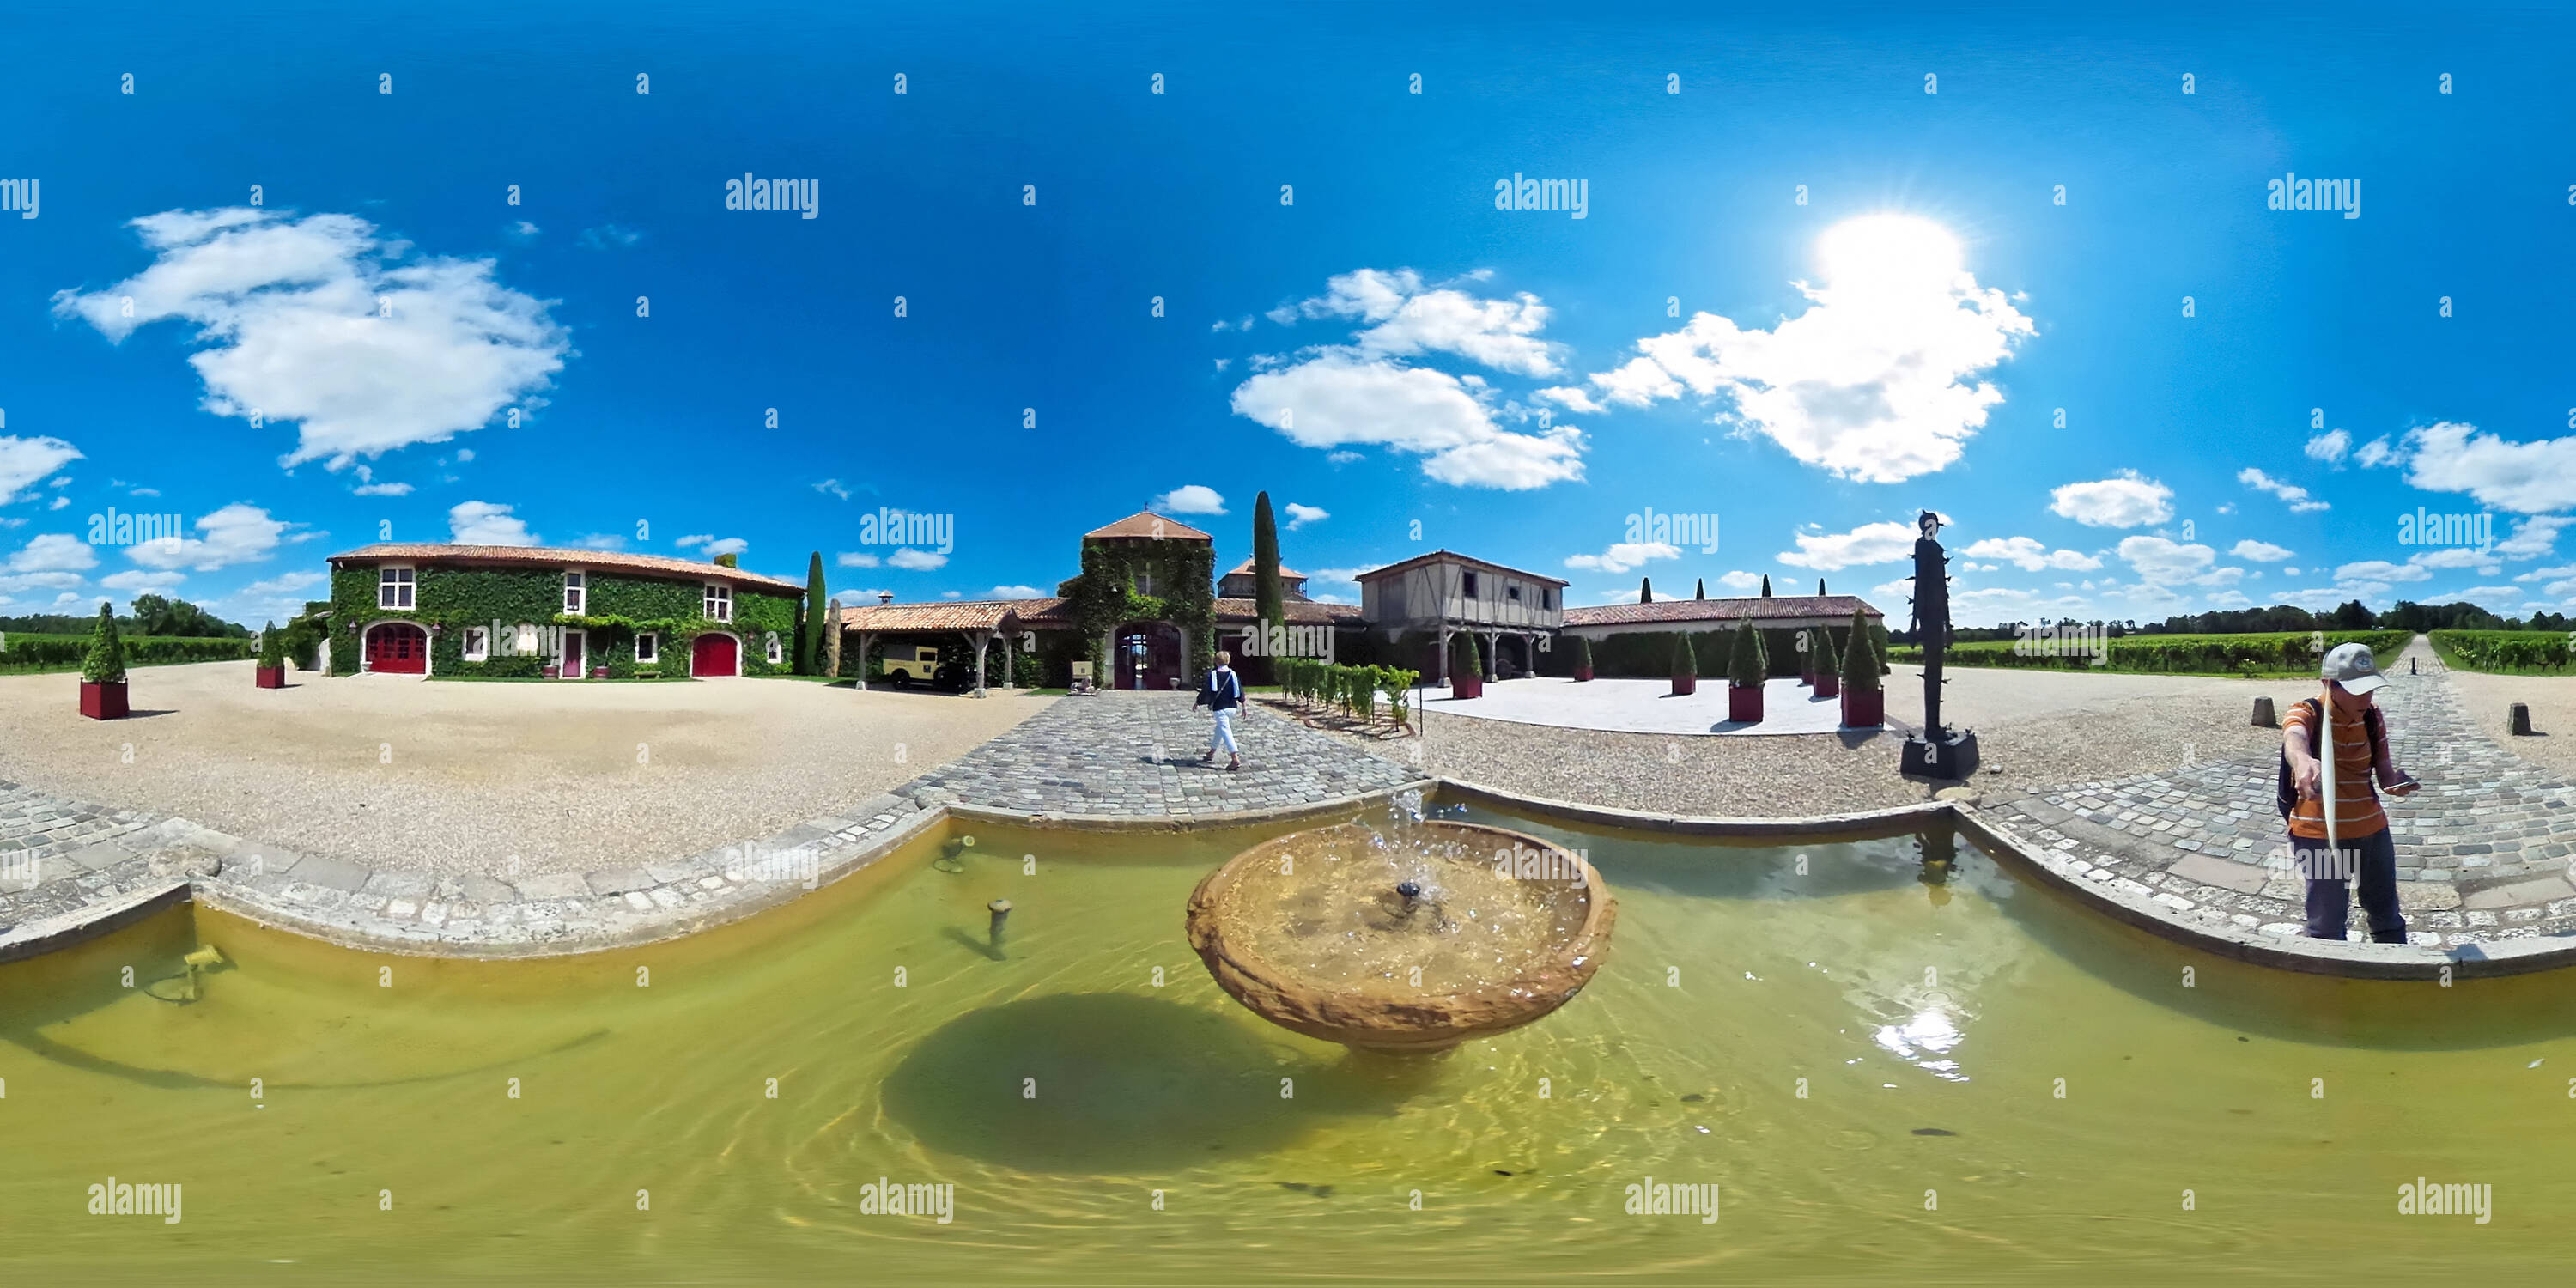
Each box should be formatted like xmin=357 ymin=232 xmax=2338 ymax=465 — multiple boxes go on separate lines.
xmin=2280 ymin=641 xmax=2421 ymax=942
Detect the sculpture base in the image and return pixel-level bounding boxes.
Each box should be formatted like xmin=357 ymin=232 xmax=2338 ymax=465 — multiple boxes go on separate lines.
xmin=1902 ymin=729 xmax=1979 ymax=781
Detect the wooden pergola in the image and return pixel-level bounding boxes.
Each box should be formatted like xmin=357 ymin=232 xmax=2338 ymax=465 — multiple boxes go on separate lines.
xmin=833 ymin=599 xmax=1038 ymax=697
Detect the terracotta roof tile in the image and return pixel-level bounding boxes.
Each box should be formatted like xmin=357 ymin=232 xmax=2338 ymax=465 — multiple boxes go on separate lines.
xmin=328 ymin=544 xmax=802 ymax=592
xmin=835 ymin=598 xmax=1057 ymax=633
xmin=1083 ymin=511 xmax=1213 ymax=541
xmin=1353 ymin=549 xmax=1569 ymax=586
xmin=1223 ymin=558 xmax=1307 ymax=579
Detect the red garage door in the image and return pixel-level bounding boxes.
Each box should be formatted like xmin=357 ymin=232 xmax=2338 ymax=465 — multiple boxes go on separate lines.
xmin=691 ymin=633 xmax=738 ymax=677
xmin=367 ymin=623 xmax=428 ymax=674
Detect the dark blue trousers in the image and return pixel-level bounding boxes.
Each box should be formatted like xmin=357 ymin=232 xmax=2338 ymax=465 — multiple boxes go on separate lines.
xmin=2293 ymin=828 xmax=2405 ymax=943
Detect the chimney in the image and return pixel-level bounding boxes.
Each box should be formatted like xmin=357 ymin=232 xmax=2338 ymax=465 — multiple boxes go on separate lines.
xmin=878 ymin=591 xmax=894 ymax=605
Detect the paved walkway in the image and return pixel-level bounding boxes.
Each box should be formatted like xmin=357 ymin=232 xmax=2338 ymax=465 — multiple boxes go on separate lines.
xmin=902 ymin=691 xmax=1421 ymax=819
xmin=1980 ymin=638 xmax=2576 ymax=948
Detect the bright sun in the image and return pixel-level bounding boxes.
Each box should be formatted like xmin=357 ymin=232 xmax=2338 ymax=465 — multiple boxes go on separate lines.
xmin=1815 ymin=214 xmax=1964 ymax=292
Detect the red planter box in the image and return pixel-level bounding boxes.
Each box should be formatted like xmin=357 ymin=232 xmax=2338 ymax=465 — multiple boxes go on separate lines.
xmin=1573 ymin=666 xmax=1594 ymax=683
xmin=592 ymin=666 xmax=609 ymax=679
xmin=255 ymin=665 xmax=285 ymax=689
xmin=1671 ymin=673 xmax=1697 ymax=696
xmin=544 ymin=665 xmax=561 ymax=678
xmin=1814 ymin=669 xmax=1840 ymax=698
xmin=1841 ymin=686 xmax=1884 ymax=727
xmin=1450 ymin=673 xmax=1483 ymax=700
xmin=80 ymin=680 xmax=129 ymax=720
xmin=1728 ymin=683 xmax=1762 ymax=722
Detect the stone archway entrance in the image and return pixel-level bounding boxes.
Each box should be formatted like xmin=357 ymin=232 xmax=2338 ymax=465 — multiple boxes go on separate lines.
xmin=1114 ymin=621 xmax=1183 ymax=690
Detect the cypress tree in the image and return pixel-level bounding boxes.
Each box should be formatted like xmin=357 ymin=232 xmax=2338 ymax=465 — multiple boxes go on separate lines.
xmin=1842 ymin=607 xmax=1881 ymax=691
xmin=1818 ymin=578 xmax=1826 ymax=596
xmin=1728 ymin=622 xmax=1767 ymax=688
xmin=798 ymin=550 xmax=827 ymax=673
xmin=82 ymin=603 xmax=127 ymax=684
xmin=1694 ymin=578 xmax=1705 ymax=599
xmin=1639 ymin=576 xmax=1653 ymax=604
xmin=1759 ymin=574 xmax=1772 ymax=598
xmin=1252 ymin=491 xmax=1285 ymax=629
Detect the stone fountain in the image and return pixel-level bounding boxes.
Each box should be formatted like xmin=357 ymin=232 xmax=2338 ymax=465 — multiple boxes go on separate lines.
xmin=1185 ymin=798 xmax=1616 ymax=1054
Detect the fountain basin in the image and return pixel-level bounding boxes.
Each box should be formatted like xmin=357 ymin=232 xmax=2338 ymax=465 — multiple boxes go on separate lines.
xmin=1185 ymin=820 xmax=1616 ymax=1053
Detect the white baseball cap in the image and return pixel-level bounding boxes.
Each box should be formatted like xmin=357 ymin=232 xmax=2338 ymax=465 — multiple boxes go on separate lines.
xmin=2321 ymin=641 xmax=2385 ymax=694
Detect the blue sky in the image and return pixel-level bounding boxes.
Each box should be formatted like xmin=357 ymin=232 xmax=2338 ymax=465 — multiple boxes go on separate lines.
xmin=4 ymin=3 xmax=2573 ymax=628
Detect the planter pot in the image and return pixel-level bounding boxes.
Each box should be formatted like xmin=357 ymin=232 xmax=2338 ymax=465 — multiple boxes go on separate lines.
xmin=592 ymin=666 xmax=609 ymax=679
xmin=1813 ymin=669 xmax=1839 ymax=698
xmin=1728 ymin=683 xmax=1762 ymax=723
xmin=544 ymin=665 xmax=561 ymax=679
xmin=80 ymin=680 xmax=129 ymax=720
xmin=1450 ymin=673 xmax=1484 ymax=700
xmin=1841 ymin=686 xmax=1884 ymax=728
xmin=254 ymin=665 xmax=286 ymax=689
xmin=1670 ymin=673 xmax=1697 ymax=696
xmin=1573 ymin=665 xmax=1594 ymax=683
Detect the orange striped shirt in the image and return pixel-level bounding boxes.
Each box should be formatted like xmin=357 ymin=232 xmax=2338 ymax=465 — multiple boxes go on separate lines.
xmin=2283 ymin=699 xmax=2385 ymax=840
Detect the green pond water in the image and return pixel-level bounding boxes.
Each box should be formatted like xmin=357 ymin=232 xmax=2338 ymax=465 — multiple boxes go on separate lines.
xmin=4 ymin=801 xmax=2573 ymax=1285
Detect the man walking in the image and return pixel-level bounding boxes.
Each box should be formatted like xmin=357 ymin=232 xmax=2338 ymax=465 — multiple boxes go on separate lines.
xmin=1198 ymin=649 xmax=1244 ymax=772
xmin=2281 ymin=642 xmax=2421 ymax=942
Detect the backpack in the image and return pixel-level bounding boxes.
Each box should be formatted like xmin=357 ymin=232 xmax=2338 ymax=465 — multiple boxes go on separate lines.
xmin=2275 ymin=697 xmax=2385 ymax=818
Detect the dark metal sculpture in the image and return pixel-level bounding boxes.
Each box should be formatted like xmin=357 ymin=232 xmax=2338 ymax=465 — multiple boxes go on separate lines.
xmin=1900 ymin=510 xmax=1979 ymax=781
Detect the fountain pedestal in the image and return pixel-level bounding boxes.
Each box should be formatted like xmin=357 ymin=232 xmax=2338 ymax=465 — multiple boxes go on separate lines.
xmin=1185 ymin=820 xmax=1616 ymax=1054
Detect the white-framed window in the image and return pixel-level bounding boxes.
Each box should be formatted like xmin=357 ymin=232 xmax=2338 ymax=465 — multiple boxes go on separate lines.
xmin=563 ymin=570 xmax=586 ymax=615
xmin=1134 ymin=570 xmax=1157 ymax=598
xmin=513 ymin=623 xmax=539 ymax=655
xmin=378 ymin=566 xmax=415 ymax=609
xmin=766 ymin=632 xmax=784 ymax=665
xmin=461 ymin=626 xmax=489 ymax=661
xmin=635 ymin=632 xmax=659 ymax=665
xmin=704 ymin=584 xmax=732 ymax=623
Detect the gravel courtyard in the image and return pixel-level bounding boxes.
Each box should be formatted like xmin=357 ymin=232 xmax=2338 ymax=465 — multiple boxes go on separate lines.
xmin=2442 ymin=668 xmax=2576 ymax=781
xmin=0 ymin=661 xmax=1050 ymax=877
xmin=1294 ymin=663 xmax=2349 ymax=817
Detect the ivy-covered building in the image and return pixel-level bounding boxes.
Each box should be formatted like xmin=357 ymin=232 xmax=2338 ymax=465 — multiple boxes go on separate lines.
xmin=323 ymin=544 xmax=805 ymax=679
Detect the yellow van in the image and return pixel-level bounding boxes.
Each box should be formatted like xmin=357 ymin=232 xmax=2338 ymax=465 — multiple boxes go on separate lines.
xmin=882 ymin=644 xmax=941 ymax=684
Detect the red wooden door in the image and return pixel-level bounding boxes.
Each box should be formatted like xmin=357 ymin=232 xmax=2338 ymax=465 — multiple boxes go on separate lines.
xmin=691 ymin=633 xmax=737 ymax=677
xmin=367 ymin=623 xmax=427 ymax=674
xmin=562 ymin=630 xmax=586 ymax=678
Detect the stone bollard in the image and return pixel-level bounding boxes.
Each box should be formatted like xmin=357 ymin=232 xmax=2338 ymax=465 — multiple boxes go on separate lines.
xmin=2251 ymin=696 xmax=2277 ymax=728
xmin=2510 ymin=703 xmax=2537 ymax=737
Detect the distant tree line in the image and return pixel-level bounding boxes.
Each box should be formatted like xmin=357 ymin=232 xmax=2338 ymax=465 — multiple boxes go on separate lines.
xmin=1893 ymin=599 xmax=2567 ymax=645
xmin=0 ymin=593 xmax=250 ymax=638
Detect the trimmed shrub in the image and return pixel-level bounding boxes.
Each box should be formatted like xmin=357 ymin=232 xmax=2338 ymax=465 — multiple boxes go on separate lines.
xmin=1454 ymin=633 xmax=1482 ymax=679
xmin=1672 ymin=631 xmax=1697 ymax=680
xmin=1842 ymin=608 xmax=1880 ymax=692
xmin=82 ymin=605 xmax=128 ymax=684
xmin=258 ymin=622 xmax=284 ymax=668
xmin=1571 ymin=635 xmax=1593 ymax=673
xmin=1728 ymin=623 xmax=1766 ymax=688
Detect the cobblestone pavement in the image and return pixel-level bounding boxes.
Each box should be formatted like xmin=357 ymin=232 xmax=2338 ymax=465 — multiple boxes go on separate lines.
xmin=1 ymin=693 xmax=1423 ymax=957
xmin=1980 ymin=638 xmax=2576 ymax=949
xmin=899 ymin=691 xmax=1422 ymax=819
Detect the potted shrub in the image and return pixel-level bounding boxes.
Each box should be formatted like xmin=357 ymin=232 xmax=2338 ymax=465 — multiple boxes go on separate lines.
xmin=1571 ymin=634 xmax=1594 ymax=683
xmin=1812 ymin=629 xmax=1840 ymax=698
xmin=1727 ymin=625 xmax=1765 ymax=721
xmin=1670 ymin=632 xmax=1698 ymax=696
xmin=1797 ymin=628 xmax=1819 ymax=687
xmin=1839 ymin=608 xmax=1883 ymax=727
xmin=1449 ymin=634 xmax=1484 ymax=699
xmin=544 ymin=664 xmax=561 ymax=679
xmin=255 ymin=621 xmax=287 ymax=689
xmin=592 ymin=665 xmax=609 ymax=679
xmin=78 ymin=603 xmax=130 ymax=720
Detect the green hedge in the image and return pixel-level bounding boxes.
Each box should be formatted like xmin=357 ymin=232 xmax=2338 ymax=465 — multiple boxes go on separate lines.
xmin=2432 ymin=629 xmax=2573 ymax=674
xmin=0 ymin=634 xmax=252 ymax=672
xmin=1276 ymin=657 xmax=1420 ymax=730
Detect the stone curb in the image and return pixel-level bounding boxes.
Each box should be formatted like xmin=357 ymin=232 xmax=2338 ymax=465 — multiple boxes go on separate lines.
xmin=945 ymin=780 xmax=1441 ymax=833
xmin=1433 ymin=775 xmax=1949 ymax=841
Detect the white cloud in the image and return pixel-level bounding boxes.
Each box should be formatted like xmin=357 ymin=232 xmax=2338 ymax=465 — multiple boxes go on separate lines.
xmin=2354 ymin=435 xmax=2397 ymax=468
xmin=2238 ymin=467 xmax=2330 ymax=513
xmin=0 ymin=436 xmax=82 ymax=507
xmin=991 ymin=585 xmax=1043 ymax=598
xmin=52 ymin=208 xmax=570 ymax=468
xmin=1544 ymin=215 xmax=2033 ymax=483
xmin=1778 ymin=520 xmax=1917 ymax=571
xmin=812 ymin=478 xmax=853 ymax=501
xmin=1324 ymin=450 xmax=1363 ymax=465
xmin=1960 ymin=536 xmax=2102 ymax=572
xmin=2494 ymin=514 xmax=2573 ymax=562
xmin=1279 ymin=268 xmax=1564 ymax=377
xmin=353 ymin=482 xmax=413 ymax=496
xmin=127 ymin=503 xmax=303 ymax=572
xmin=2 ymin=570 xmax=88 ymax=593
xmin=570 ymin=533 xmax=625 ymax=550
xmin=448 ymin=500 xmax=537 ymax=546
xmin=48 ymin=496 xmax=68 ymax=511
xmin=2050 ymin=471 xmax=2174 ymax=528
xmin=2304 ymin=429 xmax=2349 ymax=465
xmin=675 ymin=533 xmax=714 ymax=548
xmin=698 ymin=537 xmax=749 ymax=558
xmin=1152 ymin=484 xmax=1227 ymax=515
xmin=2118 ymin=535 xmax=2220 ymax=583
xmin=836 ymin=551 xmax=881 ymax=568
xmin=1231 ymin=351 xmax=1584 ymax=490
xmin=2423 ymin=586 xmax=2521 ymax=604
xmin=9 ymin=533 xmax=98 ymax=573
xmin=506 ymin=221 xmax=539 ymax=242
xmin=2230 ymin=539 xmax=2294 ymax=562
xmin=577 ymin=224 xmax=643 ymax=251
xmin=455 ymin=447 xmax=476 ymax=463
xmin=101 ymin=569 xmax=187 ymax=592
xmin=887 ymin=548 xmax=946 ymax=571
xmin=1284 ymin=502 xmax=1328 ymax=530
xmin=2333 ymin=559 xmax=2433 ymax=584
xmin=1716 ymin=570 xmax=1761 ymax=592
xmin=1563 ymin=541 xmax=1680 ymax=574
xmin=2401 ymin=420 xmax=2576 ymax=513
